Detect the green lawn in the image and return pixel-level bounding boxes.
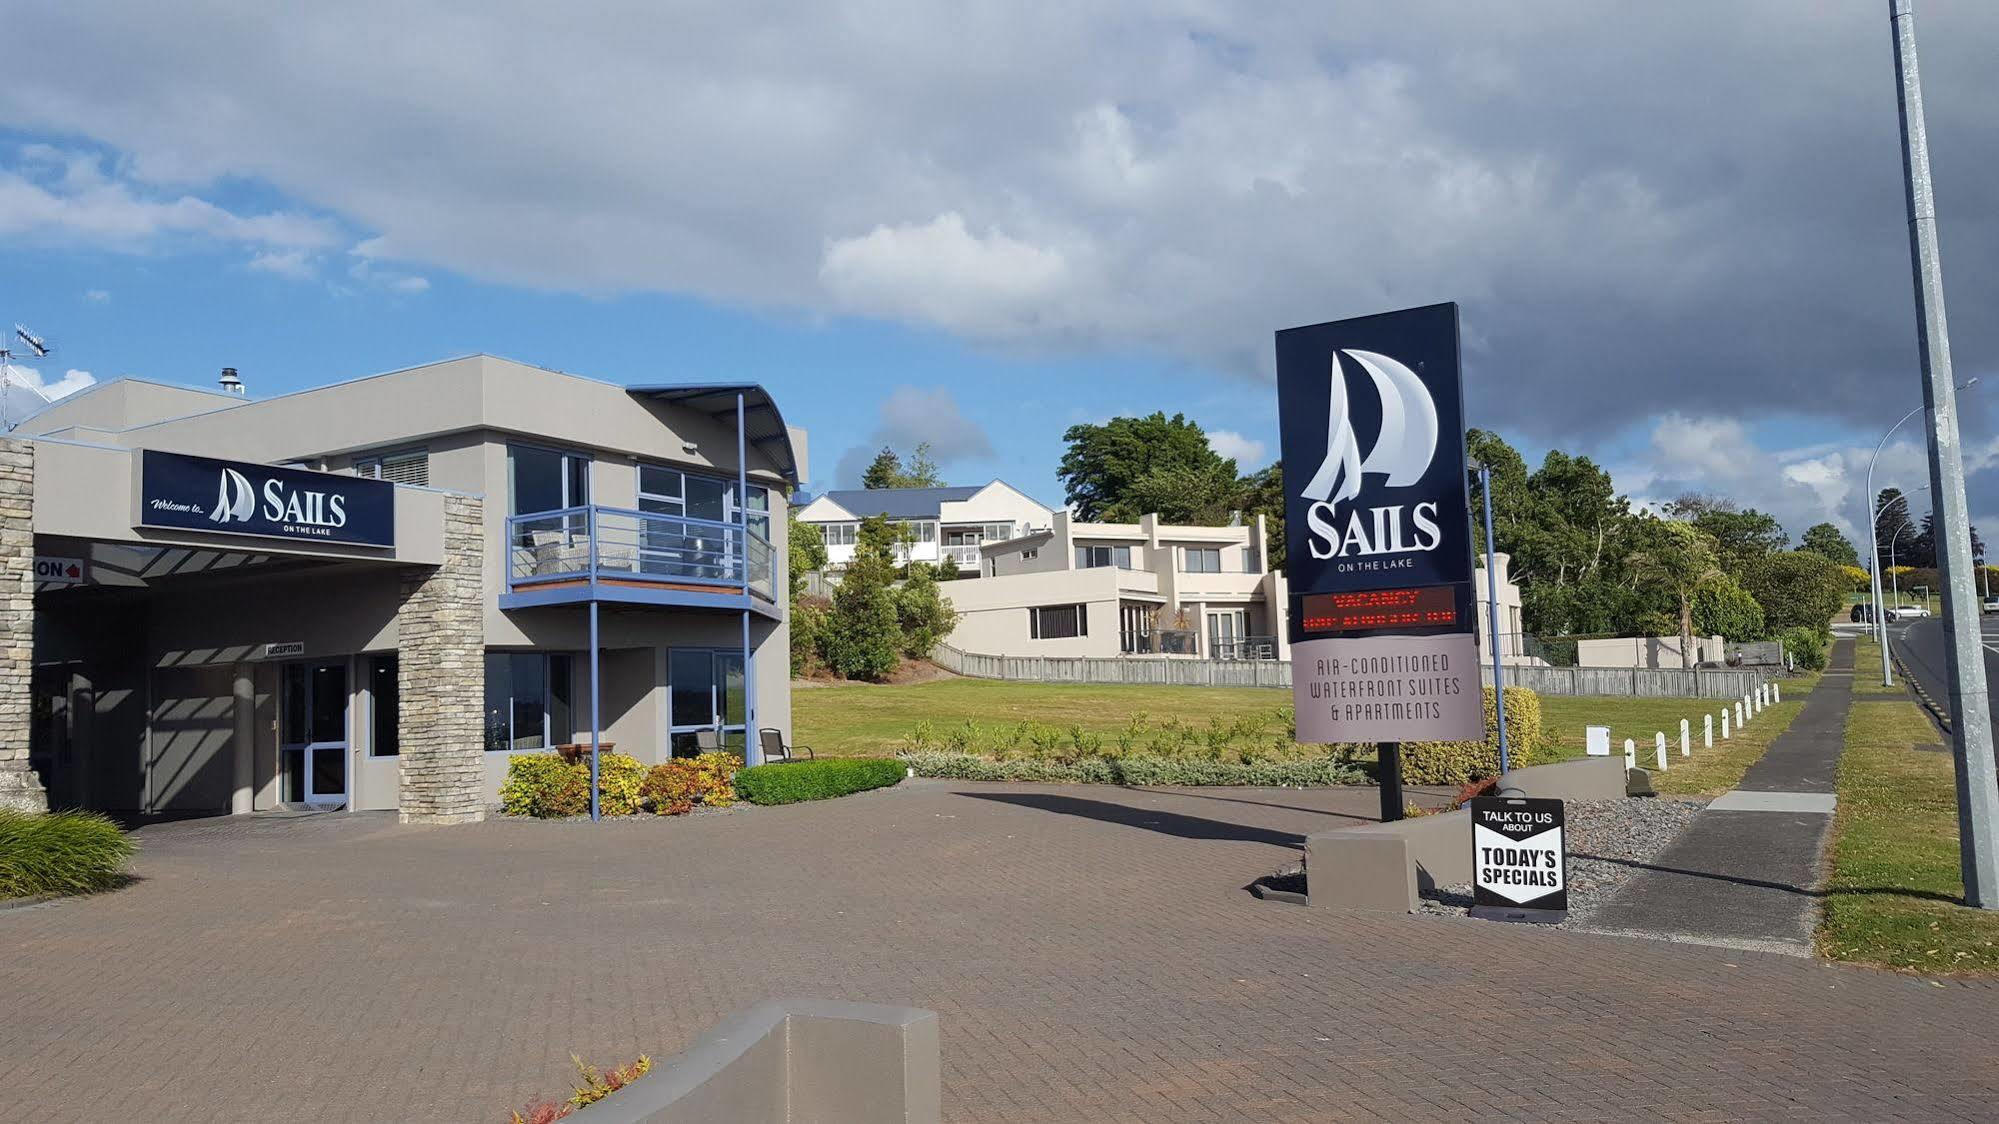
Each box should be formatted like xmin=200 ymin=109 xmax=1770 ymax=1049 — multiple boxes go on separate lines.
xmin=1821 ymin=699 xmax=1999 ymax=974
xmin=1538 ymin=681 xmax=1814 ymax=796
xmin=794 ymin=675 xmax=1811 ymax=797
xmin=1853 ymin=638 xmax=1906 ymax=698
xmin=793 ymin=678 xmax=1289 ymax=758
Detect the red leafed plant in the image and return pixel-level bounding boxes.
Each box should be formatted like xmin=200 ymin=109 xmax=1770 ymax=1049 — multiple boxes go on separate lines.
xmin=509 ymin=1098 xmax=572 ymax=1124
xmin=1449 ymin=776 xmax=1498 ymax=809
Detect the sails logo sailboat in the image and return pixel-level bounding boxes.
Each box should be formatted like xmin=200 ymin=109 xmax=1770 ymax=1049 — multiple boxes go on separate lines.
xmin=1301 ymin=350 xmax=1444 ymax=560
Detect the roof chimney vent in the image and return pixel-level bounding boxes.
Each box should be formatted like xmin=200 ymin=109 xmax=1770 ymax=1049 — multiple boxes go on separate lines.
xmin=218 ymin=367 xmax=244 ymax=395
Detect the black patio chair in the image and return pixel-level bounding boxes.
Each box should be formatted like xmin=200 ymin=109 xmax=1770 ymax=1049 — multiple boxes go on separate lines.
xmin=758 ymin=727 xmax=814 ymax=764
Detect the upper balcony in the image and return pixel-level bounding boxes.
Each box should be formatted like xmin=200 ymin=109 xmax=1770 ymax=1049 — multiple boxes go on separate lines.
xmin=502 ymin=505 xmax=777 ymax=616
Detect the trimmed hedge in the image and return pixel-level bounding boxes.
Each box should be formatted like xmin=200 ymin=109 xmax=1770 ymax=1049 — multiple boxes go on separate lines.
xmin=736 ymin=759 xmax=906 ymax=805
xmin=1398 ymin=686 xmax=1544 ymax=785
xmin=0 ymin=809 xmax=135 ymax=899
xmin=898 ymin=752 xmax=1367 ymax=787
xmin=499 ymin=752 xmax=647 ymax=818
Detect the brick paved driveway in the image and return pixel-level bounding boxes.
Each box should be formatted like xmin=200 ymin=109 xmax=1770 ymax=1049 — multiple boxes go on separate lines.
xmin=4 ymin=780 xmax=1997 ymax=1122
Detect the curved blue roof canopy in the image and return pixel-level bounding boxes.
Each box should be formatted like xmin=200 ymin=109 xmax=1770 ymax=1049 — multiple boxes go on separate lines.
xmin=626 ymin=383 xmax=800 ymax=486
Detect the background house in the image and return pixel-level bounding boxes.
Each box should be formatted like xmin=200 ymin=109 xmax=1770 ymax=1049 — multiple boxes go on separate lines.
xmin=795 ymin=482 xmax=1053 ymax=574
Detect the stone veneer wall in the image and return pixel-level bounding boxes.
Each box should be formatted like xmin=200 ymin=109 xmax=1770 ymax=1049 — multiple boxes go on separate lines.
xmin=396 ymin=492 xmax=486 ymax=824
xmin=0 ymin=438 xmax=45 ymax=813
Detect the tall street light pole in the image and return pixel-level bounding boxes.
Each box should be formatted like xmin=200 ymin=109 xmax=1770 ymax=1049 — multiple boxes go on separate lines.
xmin=1865 ymin=381 xmax=1974 ymax=678
xmin=1889 ymin=0 xmax=1999 ymax=907
xmin=1475 ymin=462 xmax=1511 ymax=774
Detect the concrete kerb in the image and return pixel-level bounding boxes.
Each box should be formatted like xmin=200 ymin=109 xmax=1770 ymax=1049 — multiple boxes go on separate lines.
xmin=1305 ymin=757 xmax=1630 ymax=913
xmin=574 ymin=999 xmax=941 ymax=1124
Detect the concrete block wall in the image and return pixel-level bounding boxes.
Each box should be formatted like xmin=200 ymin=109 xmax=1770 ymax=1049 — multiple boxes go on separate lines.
xmin=395 ymin=493 xmax=486 ymax=823
xmin=0 ymin=439 xmax=45 ymax=813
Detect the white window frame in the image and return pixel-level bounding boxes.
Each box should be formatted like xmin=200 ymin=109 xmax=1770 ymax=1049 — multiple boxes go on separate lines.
xmin=1029 ymin=604 xmax=1088 ymax=640
xmin=1182 ymin=546 xmax=1223 ymax=573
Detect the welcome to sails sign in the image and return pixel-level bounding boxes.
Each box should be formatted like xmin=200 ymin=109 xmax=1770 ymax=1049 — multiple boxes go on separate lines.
xmin=135 ymin=449 xmax=396 ymax=548
xmin=1275 ymin=303 xmax=1482 ymax=744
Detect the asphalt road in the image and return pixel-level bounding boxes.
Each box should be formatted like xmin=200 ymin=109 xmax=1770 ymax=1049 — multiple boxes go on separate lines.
xmin=1895 ymin=613 xmax=1999 ymax=739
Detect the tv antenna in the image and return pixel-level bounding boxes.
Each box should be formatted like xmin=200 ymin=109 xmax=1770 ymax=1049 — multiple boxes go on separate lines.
xmin=0 ymin=324 xmax=55 ymax=431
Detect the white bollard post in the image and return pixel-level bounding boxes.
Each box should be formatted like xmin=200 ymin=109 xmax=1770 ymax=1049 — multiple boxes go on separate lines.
xmin=1624 ymin=738 xmax=1636 ymax=769
xmin=1773 ymin=683 xmax=1781 ymax=704
xmin=1757 ymin=685 xmax=1767 ymax=712
xmin=1680 ymin=718 xmax=1691 ymax=756
xmin=1655 ymin=731 xmax=1668 ymax=770
xmin=1704 ymin=713 xmax=1714 ymax=748
xmin=1721 ymin=709 xmax=1731 ymax=739
xmin=1736 ymin=700 xmax=1746 ymax=728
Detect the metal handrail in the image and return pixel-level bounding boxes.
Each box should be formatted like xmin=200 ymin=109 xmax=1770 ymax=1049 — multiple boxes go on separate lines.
xmin=507 ymin=505 xmax=775 ymax=600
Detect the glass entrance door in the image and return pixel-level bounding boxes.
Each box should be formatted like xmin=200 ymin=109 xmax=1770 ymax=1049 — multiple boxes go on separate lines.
xmin=282 ymin=660 xmax=349 ymax=809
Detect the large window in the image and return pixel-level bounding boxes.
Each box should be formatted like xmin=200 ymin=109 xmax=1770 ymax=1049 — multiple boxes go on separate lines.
xmin=484 ymin=652 xmax=574 ymax=752
xmin=369 ymin=655 xmax=399 ymax=757
xmin=355 ymin=448 xmax=429 ymax=487
xmin=1075 ymin=545 xmax=1132 ymax=570
xmin=641 ymin=464 xmax=770 ymax=539
xmin=509 ymin=445 xmax=589 ymax=515
xmin=1029 ymin=604 xmax=1088 ymax=640
xmin=1183 ymin=547 xmax=1222 ymax=573
xmin=667 ymin=649 xmax=746 ymax=755
xmin=818 ymin=522 xmax=857 ymax=547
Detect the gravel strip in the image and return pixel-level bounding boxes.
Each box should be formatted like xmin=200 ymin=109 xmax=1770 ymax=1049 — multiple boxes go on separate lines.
xmin=1262 ymin=797 xmax=1708 ymax=927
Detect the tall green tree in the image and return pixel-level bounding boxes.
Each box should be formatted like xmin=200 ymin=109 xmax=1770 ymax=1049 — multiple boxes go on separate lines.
xmin=1626 ymin=519 xmax=1724 ymax=669
xmin=1238 ymin=462 xmax=1286 ymax=570
xmin=1057 ymin=412 xmax=1239 ymax=521
xmin=1743 ymin=549 xmax=1848 ymax=633
xmin=860 ymin=447 xmax=904 ymax=490
xmin=1798 ymin=522 xmax=1860 ymax=568
xmin=821 ymin=515 xmax=904 ymax=680
xmin=1665 ymin=495 xmax=1787 ymax=577
xmin=860 ymin=443 xmax=946 ymax=489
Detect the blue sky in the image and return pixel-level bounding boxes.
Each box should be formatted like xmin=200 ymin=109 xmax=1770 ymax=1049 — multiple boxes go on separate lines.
xmin=5 ymin=4 xmax=1999 ymax=547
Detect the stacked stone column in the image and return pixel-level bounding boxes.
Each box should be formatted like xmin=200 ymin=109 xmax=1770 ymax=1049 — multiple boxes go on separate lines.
xmin=396 ymin=493 xmax=486 ymax=823
xmin=0 ymin=438 xmax=45 ymax=813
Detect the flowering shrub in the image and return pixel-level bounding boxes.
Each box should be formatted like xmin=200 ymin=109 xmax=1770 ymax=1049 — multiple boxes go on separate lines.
xmin=499 ymin=752 xmax=647 ymax=818
xmin=507 ymin=1054 xmax=652 ymax=1122
xmin=638 ymin=753 xmax=741 ymax=815
xmin=896 ymin=709 xmax=1311 ymax=766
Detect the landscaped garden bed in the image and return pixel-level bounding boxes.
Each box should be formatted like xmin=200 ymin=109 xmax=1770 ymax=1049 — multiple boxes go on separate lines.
xmin=894 ymin=687 xmax=1543 ymax=787
xmin=735 ymin=758 xmax=906 ymax=805
xmin=0 ymin=808 xmax=136 ymax=901
xmin=499 ymin=752 xmax=740 ymax=818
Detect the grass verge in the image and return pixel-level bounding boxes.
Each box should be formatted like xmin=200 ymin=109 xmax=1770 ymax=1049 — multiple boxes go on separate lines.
xmin=1852 ymin=638 xmax=1906 ymax=698
xmin=1820 ymin=699 xmax=1999 ymax=974
xmin=794 ymin=678 xmax=1288 ymax=758
xmin=1538 ymin=682 xmax=1813 ymax=797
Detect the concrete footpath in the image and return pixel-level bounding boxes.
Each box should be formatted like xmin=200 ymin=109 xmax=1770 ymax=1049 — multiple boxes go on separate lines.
xmin=1583 ymin=638 xmax=1854 ymax=953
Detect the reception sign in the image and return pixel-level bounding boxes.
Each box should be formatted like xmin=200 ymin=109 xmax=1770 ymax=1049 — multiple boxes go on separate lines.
xmin=135 ymin=449 xmax=396 ymax=548
xmin=1276 ymin=303 xmax=1480 ymax=743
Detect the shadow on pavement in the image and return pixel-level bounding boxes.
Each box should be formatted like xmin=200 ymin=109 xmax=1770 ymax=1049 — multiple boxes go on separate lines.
xmin=959 ymin=791 xmax=1306 ymax=849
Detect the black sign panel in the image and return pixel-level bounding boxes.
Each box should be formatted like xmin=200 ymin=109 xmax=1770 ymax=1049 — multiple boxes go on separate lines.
xmin=136 ymin=449 xmax=396 ymax=548
xmin=1275 ymin=303 xmax=1473 ymax=642
xmin=1469 ymin=796 xmax=1567 ymax=918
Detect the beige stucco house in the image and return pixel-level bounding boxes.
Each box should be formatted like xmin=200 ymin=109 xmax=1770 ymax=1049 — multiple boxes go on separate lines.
xmin=950 ymin=510 xmax=1288 ymax=660
xmin=0 ymin=356 xmax=802 ymax=823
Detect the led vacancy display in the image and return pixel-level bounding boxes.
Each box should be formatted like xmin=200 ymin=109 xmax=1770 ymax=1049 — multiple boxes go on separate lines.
xmin=1299 ymin=585 xmax=1462 ymax=635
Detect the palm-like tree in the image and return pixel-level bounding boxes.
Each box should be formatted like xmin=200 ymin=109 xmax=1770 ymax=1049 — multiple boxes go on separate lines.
xmin=1628 ymin=520 xmax=1724 ymax=669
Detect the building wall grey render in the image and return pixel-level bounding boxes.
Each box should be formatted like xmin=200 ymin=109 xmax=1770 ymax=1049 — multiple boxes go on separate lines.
xmin=396 ymin=493 xmax=486 ymax=824
xmin=0 ymin=439 xmax=45 ymax=813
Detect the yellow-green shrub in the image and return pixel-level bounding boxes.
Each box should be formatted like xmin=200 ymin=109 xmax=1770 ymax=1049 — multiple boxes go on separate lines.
xmin=500 ymin=752 xmax=647 ymax=818
xmin=1398 ymin=686 xmax=1543 ymax=785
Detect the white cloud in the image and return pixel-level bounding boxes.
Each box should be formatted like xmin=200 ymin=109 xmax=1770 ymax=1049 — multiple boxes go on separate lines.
xmin=832 ymin=385 xmax=997 ymax=487
xmin=83 ymin=288 xmax=108 ymax=302
xmin=3 ymin=3 xmax=1999 ymax=444
xmin=820 ymin=213 xmax=1071 ymax=338
xmin=1207 ymin=429 xmax=1266 ymax=466
xmin=347 ymin=245 xmax=429 ymax=294
xmin=0 ymin=146 xmax=337 ymax=252
xmin=247 ymin=248 xmax=318 ymax=281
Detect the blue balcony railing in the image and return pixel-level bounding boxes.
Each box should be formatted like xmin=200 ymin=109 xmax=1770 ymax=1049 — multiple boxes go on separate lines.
xmin=506 ymin=505 xmax=775 ymax=603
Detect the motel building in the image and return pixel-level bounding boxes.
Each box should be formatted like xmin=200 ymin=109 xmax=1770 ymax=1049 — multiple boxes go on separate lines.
xmin=0 ymin=356 xmax=802 ymax=823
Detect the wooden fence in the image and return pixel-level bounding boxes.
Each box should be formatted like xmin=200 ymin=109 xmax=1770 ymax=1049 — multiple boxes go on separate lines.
xmin=931 ymin=644 xmax=1774 ymax=698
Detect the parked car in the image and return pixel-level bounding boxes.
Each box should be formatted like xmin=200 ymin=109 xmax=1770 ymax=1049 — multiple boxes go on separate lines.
xmin=1983 ymin=597 xmax=1999 ymax=614
xmin=1850 ymin=604 xmax=1869 ymax=623
xmin=1893 ymin=604 xmax=1931 ymax=619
